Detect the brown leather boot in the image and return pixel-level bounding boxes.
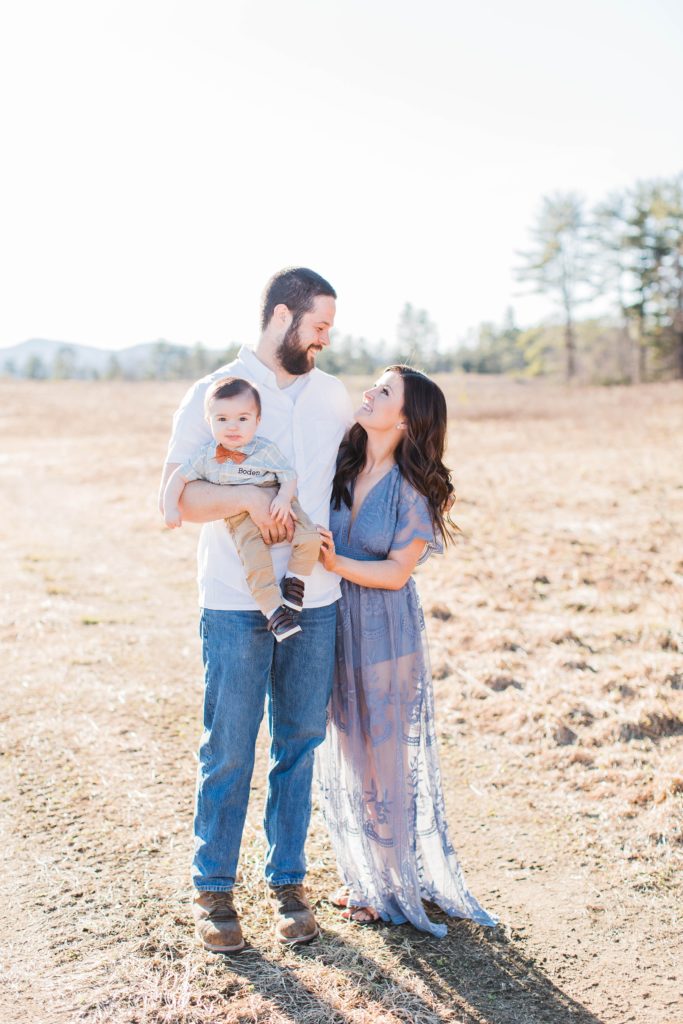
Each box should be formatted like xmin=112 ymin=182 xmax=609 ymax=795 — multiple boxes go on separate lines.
xmin=193 ymin=890 xmax=245 ymax=953
xmin=269 ymin=883 xmax=319 ymax=945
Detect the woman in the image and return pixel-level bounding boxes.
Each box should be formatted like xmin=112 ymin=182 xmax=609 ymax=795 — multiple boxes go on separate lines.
xmin=316 ymin=365 xmax=497 ymax=937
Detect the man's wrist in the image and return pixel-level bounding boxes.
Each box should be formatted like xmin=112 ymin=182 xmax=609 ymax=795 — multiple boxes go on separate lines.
xmin=242 ymin=484 xmax=263 ymax=515
xmin=243 ymin=484 xmax=279 ymax=519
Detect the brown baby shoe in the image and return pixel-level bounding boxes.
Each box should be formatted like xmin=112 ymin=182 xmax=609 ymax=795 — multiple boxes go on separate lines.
xmin=281 ymin=576 xmax=305 ymax=612
xmin=266 ymin=606 xmax=302 ymax=642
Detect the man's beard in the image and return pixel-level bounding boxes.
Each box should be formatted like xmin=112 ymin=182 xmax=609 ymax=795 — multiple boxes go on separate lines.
xmin=276 ymin=320 xmax=319 ymax=376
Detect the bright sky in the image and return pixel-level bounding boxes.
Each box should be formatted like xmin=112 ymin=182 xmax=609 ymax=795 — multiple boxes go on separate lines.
xmin=1 ymin=0 xmax=681 ymax=352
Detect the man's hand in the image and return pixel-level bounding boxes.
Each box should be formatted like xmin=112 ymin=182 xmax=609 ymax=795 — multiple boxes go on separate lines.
xmin=247 ymin=487 xmax=294 ymax=544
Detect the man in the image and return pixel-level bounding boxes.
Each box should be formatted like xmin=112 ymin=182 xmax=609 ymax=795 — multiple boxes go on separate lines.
xmin=159 ymin=268 xmax=351 ymax=952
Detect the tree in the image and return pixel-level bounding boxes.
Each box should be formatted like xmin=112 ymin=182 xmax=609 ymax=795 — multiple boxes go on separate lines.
xmin=26 ymin=354 xmax=47 ymax=379
xmin=593 ymin=178 xmax=682 ymax=381
xmin=52 ymin=345 xmax=78 ymax=379
xmin=657 ymin=175 xmax=683 ymax=378
xmin=592 ymin=193 xmax=638 ymax=382
xmin=516 ymin=193 xmax=593 ymax=381
xmin=145 ymin=340 xmax=188 ymax=379
xmin=104 ymin=354 xmax=123 ymax=380
xmin=515 ymin=325 xmax=558 ymax=377
xmin=393 ymin=303 xmax=440 ymax=369
xmin=318 ymin=332 xmax=378 ymax=376
xmin=453 ymin=308 xmax=525 ymax=374
xmin=621 ymin=183 xmax=668 ymax=382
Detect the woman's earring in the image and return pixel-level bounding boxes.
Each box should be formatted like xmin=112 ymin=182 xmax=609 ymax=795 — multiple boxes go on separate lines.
xmin=396 ymin=422 xmax=406 ymax=430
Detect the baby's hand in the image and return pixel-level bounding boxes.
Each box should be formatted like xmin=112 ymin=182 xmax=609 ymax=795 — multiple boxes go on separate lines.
xmin=164 ymin=506 xmax=182 ymax=529
xmin=270 ymin=494 xmax=292 ymax=524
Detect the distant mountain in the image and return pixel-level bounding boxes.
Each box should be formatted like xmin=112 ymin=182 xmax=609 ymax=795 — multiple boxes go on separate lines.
xmin=0 ymin=338 xmax=238 ymax=380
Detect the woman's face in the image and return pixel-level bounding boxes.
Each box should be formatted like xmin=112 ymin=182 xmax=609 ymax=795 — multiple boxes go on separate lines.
xmin=355 ymin=370 xmax=405 ymax=433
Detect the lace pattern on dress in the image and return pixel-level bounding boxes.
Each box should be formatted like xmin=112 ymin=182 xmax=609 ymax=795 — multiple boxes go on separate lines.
xmin=316 ymin=467 xmax=497 ymax=936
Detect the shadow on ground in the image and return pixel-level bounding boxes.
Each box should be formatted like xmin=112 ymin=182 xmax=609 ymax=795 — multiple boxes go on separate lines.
xmin=221 ymin=915 xmax=606 ymax=1024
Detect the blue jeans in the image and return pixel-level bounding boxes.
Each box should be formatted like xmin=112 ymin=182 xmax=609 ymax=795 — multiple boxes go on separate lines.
xmin=192 ymin=605 xmax=336 ymax=891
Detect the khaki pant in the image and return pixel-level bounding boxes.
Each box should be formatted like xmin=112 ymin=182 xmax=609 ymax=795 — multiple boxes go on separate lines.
xmin=225 ymin=498 xmax=321 ymax=617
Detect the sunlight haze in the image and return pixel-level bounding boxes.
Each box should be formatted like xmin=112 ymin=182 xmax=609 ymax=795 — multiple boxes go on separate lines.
xmin=1 ymin=0 xmax=681 ymax=351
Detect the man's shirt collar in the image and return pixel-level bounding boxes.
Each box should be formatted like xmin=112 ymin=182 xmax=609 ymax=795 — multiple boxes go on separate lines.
xmin=237 ymin=345 xmax=274 ymax=388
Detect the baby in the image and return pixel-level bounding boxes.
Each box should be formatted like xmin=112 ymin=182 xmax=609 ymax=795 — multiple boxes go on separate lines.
xmin=163 ymin=376 xmax=321 ymax=642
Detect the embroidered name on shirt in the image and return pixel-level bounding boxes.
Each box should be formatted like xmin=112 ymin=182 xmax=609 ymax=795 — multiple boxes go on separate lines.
xmin=237 ymin=466 xmax=268 ymax=476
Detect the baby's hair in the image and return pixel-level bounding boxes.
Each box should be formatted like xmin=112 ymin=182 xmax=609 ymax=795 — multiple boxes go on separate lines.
xmin=205 ymin=376 xmax=262 ymax=417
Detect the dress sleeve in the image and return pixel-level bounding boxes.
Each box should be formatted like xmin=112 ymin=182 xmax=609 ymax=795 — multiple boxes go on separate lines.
xmin=391 ymin=477 xmax=443 ymax=565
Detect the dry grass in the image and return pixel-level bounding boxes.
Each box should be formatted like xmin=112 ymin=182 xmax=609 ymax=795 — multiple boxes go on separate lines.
xmin=0 ymin=375 xmax=682 ymax=1024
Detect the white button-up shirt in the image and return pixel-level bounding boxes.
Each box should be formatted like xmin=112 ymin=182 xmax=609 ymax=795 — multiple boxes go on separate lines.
xmin=165 ymin=346 xmax=353 ymax=610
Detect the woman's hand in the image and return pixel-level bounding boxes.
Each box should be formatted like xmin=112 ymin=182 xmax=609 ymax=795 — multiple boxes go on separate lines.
xmin=317 ymin=526 xmax=338 ymax=572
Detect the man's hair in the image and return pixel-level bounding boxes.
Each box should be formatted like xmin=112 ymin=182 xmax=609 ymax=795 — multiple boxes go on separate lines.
xmin=260 ymin=267 xmax=336 ymax=331
xmin=205 ymin=376 xmax=261 ymax=417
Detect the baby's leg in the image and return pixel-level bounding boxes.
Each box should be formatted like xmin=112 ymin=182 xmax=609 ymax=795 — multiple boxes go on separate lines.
xmin=281 ymin=501 xmax=322 ymax=612
xmin=226 ymin=512 xmax=283 ymax=619
xmin=287 ymin=500 xmax=322 ymax=578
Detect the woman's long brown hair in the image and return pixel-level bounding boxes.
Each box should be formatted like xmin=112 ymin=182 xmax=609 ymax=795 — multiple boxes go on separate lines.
xmin=331 ymin=365 xmax=458 ymax=545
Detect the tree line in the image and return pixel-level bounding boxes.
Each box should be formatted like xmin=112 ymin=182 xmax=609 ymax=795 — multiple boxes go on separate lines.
xmin=513 ymin=174 xmax=683 ymax=382
xmin=326 ymin=173 xmax=683 ymax=383
xmin=5 ymin=172 xmax=682 ymax=384
xmin=7 ymin=341 xmax=241 ymax=382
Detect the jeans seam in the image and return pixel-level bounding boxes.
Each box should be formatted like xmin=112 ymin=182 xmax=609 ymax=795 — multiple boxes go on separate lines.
xmin=268 ymin=655 xmax=278 ymax=857
xmin=269 ymin=656 xmax=277 ymax=736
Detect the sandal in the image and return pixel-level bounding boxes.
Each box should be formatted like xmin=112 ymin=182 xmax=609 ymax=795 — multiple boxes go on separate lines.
xmin=325 ymin=888 xmax=378 ymax=929
xmin=328 ymin=886 xmax=350 ymax=908
xmin=342 ymin=906 xmax=381 ymax=924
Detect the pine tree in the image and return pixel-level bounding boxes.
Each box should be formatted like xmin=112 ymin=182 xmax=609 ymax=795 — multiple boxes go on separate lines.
xmin=516 ymin=194 xmax=593 ymax=381
xmin=395 ymin=303 xmax=439 ymax=370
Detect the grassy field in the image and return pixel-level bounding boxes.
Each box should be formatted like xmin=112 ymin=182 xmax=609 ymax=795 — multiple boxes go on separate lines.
xmin=0 ymin=375 xmax=682 ymax=1024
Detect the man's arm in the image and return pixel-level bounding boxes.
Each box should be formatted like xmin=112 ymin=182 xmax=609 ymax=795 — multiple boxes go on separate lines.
xmin=158 ymin=462 xmax=293 ymax=543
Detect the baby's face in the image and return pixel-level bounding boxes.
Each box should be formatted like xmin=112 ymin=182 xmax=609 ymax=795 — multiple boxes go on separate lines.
xmin=207 ymin=395 xmax=260 ymax=449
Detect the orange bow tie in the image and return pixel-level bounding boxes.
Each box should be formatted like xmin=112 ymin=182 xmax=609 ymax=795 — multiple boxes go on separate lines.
xmin=215 ymin=443 xmax=247 ymax=464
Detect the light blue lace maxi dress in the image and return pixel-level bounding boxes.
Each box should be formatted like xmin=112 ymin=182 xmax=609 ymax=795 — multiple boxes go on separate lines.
xmin=316 ymin=466 xmax=497 ymax=937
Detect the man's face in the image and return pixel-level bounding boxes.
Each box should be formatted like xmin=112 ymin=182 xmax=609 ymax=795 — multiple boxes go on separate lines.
xmin=276 ymin=295 xmax=336 ymax=375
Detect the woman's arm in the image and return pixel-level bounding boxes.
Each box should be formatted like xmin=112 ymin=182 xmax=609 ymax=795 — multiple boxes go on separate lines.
xmin=317 ymin=528 xmax=426 ymax=590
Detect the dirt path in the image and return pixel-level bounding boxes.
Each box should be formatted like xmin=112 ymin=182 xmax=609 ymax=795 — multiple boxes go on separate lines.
xmin=1 ymin=378 xmax=681 ymax=1023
